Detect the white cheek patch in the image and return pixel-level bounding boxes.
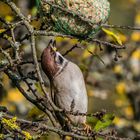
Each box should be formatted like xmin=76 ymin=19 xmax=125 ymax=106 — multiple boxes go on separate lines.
xmin=54 ymin=52 xmax=59 ymax=63
xmin=53 ymin=52 xmax=69 ymax=78
xmin=55 ymin=52 xmax=65 ymax=65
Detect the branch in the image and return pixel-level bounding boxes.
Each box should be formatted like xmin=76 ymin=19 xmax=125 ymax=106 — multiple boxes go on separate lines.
xmin=0 ymin=0 xmax=135 ymax=139
xmin=0 ymin=112 xmax=132 ymax=140
xmin=102 ymin=24 xmax=140 ymax=30
xmin=2 ymin=0 xmax=62 ymax=113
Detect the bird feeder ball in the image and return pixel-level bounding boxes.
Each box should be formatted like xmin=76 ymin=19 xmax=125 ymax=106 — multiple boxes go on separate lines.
xmin=41 ymin=0 xmax=110 ymax=37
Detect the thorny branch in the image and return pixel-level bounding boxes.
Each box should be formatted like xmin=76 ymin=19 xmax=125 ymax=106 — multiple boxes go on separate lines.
xmin=0 ymin=0 xmax=139 ymax=139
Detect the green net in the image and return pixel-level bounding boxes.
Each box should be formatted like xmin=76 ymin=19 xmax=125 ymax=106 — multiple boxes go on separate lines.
xmin=41 ymin=0 xmax=110 ymax=37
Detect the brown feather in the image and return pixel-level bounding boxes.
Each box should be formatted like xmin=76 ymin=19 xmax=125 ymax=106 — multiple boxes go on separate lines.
xmin=41 ymin=45 xmax=59 ymax=80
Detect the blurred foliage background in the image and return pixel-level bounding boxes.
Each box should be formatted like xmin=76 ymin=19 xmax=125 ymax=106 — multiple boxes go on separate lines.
xmin=0 ymin=0 xmax=140 ymax=139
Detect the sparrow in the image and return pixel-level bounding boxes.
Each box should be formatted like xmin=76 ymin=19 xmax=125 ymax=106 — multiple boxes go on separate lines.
xmin=41 ymin=40 xmax=88 ymax=130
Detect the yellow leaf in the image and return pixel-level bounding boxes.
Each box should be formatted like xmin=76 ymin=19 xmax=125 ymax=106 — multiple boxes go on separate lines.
xmin=0 ymin=29 xmax=6 ymax=34
xmin=113 ymin=117 xmax=129 ymax=128
xmin=134 ymin=122 xmax=140 ymax=131
xmin=135 ymin=11 xmax=140 ymax=25
xmin=70 ymin=39 xmax=78 ymax=45
xmin=31 ymin=7 xmax=37 ymax=16
xmin=113 ymin=65 xmax=123 ymax=74
xmin=5 ymin=15 xmax=13 ymax=22
xmin=82 ymin=44 xmax=96 ymax=59
xmin=81 ymin=40 xmax=89 ymax=46
xmin=0 ymin=134 xmax=4 ymax=139
xmin=65 ymin=136 xmax=72 ymax=140
xmin=102 ymin=28 xmax=123 ymax=45
xmin=55 ymin=36 xmax=64 ymax=43
xmin=131 ymin=49 xmax=140 ymax=59
xmin=115 ymin=99 xmax=124 ymax=107
xmin=88 ymin=89 xmax=94 ymax=97
xmin=131 ymin=32 xmax=140 ymax=42
xmin=128 ymin=0 xmax=137 ymax=4
xmin=118 ymin=33 xmax=127 ymax=43
xmin=63 ymin=37 xmax=69 ymax=41
xmin=7 ymin=88 xmax=24 ymax=103
xmin=116 ymin=82 xmax=126 ymax=95
xmin=123 ymin=106 xmax=134 ymax=119
xmin=0 ymin=2 xmax=12 ymax=16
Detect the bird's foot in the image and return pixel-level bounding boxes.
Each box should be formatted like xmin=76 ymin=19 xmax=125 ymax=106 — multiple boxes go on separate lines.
xmin=82 ymin=123 xmax=92 ymax=133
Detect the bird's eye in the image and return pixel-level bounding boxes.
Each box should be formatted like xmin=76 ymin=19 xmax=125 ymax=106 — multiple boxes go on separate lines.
xmin=55 ymin=55 xmax=64 ymax=65
xmin=58 ymin=55 xmax=64 ymax=64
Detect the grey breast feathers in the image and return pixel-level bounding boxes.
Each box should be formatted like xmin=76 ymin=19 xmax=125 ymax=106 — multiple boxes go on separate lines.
xmin=53 ymin=61 xmax=88 ymax=114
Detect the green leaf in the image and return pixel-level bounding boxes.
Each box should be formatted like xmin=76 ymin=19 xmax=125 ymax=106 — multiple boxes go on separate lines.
xmin=94 ymin=113 xmax=115 ymax=132
xmin=86 ymin=117 xmax=99 ymax=130
xmin=35 ymin=0 xmax=41 ymax=8
xmin=97 ymin=138 xmax=104 ymax=140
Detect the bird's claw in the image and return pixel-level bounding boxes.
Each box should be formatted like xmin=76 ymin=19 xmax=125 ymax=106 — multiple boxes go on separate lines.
xmin=83 ymin=123 xmax=92 ymax=133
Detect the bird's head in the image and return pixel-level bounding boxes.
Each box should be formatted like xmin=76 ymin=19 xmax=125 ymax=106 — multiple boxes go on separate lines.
xmin=41 ymin=40 xmax=67 ymax=80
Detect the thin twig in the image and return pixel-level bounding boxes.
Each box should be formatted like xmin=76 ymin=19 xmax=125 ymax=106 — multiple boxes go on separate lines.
xmin=102 ymin=24 xmax=140 ymax=30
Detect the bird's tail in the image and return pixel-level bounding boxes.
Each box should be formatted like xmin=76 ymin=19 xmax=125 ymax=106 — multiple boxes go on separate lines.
xmin=55 ymin=112 xmax=74 ymax=140
xmin=60 ymin=122 xmax=72 ymax=140
xmin=62 ymin=119 xmax=79 ymax=140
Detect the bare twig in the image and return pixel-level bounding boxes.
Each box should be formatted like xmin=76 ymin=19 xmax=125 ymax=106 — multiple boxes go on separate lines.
xmin=102 ymin=24 xmax=140 ymax=30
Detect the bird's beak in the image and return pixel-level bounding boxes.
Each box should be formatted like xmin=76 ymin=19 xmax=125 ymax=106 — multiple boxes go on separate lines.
xmin=51 ymin=45 xmax=57 ymax=52
xmin=47 ymin=40 xmax=57 ymax=52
